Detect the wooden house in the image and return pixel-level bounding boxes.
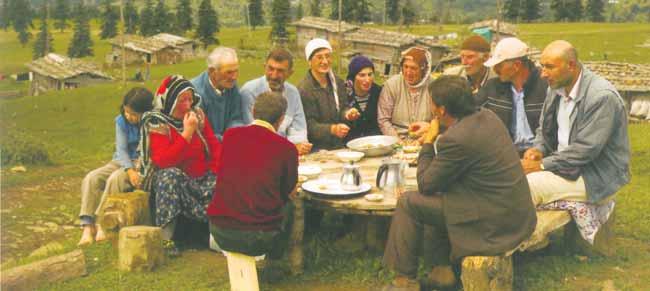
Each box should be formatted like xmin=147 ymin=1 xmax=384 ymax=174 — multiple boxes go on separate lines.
xmin=26 ymin=53 xmax=112 ymax=96
xmin=292 ymin=17 xmax=359 ymax=52
xmin=584 ymin=62 xmax=650 ymax=120
xmin=469 ymin=19 xmax=517 ymax=45
xmin=107 ymin=33 xmax=198 ymax=66
xmin=343 ymin=28 xmax=450 ymax=76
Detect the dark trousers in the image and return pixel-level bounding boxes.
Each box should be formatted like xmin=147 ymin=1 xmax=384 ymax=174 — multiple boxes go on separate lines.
xmin=382 ymin=191 xmax=451 ymax=278
xmin=209 ymin=203 xmax=293 ymax=259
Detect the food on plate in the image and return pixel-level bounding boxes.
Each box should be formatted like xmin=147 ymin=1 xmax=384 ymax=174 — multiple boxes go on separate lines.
xmin=318 ymin=184 xmax=328 ymax=190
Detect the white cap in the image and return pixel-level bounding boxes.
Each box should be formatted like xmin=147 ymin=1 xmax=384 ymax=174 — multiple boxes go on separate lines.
xmin=304 ymin=38 xmax=333 ymax=61
xmin=483 ymin=37 xmax=529 ymax=67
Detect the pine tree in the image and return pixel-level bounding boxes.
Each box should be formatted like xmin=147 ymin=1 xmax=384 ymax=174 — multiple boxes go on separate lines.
xmin=309 ymin=0 xmax=320 ymax=17
xmin=550 ymin=0 xmax=569 ymax=21
xmin=567 ymin=0 xmax=582 ymax=21
xmin=124 ymin=0 xmax=139 ymax=34
xmin=52 ymin=0 xmax=69 ymax=32
xmin=140 ymin=0 xmax=156 ymax=36
xmin=153 ymin=0 xmax=170 ymax=33
xmin=100 ymin=0 xmax=119 ymax=39
xmin=355 ymin=0 xmax=371 ymax=24
xmin=330 ymin=0 xmax=355 ymax=21
xmin=386 ymin=0 xmax=399 ymax=24
xmin=401 ymin=0 xmax=416 ymax=27
xmin=586 ymin=0 xmax=605 ymax=22
xmin=504 ymin=0 xmax=522 ymax=22
xmin=249 ymin=0 xmax=264 ymax=29
xmin=271 ymin=0 xmax=290 ymax=38
xmin=196 ymin=0 xmax=219 ymax=47
xmin=522 ymin=0 xmax=540 ymax=22
xmin=33 ymin=2 xmax=54 ymax=59
xmin=296 ymin=2 xmax=304 ymax=20
xmin=12 ymin=0 xmax=33 ymax=46
xmin=1 ymin=0 xmax=12 ymax=30
xmin=176 ymin=0 xmax=192 ymax=33
xmin=68 ymin=2 xmax=93 ymax=57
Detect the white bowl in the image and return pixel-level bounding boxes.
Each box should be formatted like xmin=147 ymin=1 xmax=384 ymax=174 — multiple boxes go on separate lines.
xmin=336 ymin=151 xmax=365 ymax=163
xmin=298 ymin=165 xmax=322 ymax=179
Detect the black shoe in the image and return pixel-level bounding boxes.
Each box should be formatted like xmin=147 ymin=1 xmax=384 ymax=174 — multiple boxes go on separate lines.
xmin=163 ymin=240 xmax=180 ymax=258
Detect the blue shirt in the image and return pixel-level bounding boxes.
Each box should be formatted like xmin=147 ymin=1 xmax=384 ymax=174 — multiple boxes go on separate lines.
xmin=511 ymin=85 xmax=535 ymax=151
xmin=191 ymin=71 xmax=245 ymax=140
xmin=112 ymin=115 xmax=140 ymax=169
xmin=240 ymin=76 xmax=308 ymax=144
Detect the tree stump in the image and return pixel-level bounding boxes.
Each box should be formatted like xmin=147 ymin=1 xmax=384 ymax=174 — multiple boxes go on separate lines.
xmin=118 ymin=226 xmax=165 ymax=272
xmin=288 ymin=195 xmax=305 ymax=275
xmin=97 ymin=191 xmax=151 ymax=234
xmin=461 ymin=256 xmax=513 ymax=291
xmin=1 ymin=249 xmax=87 ymax=291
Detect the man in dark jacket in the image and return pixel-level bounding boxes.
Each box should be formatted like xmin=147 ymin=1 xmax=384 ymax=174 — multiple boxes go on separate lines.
xmin=477 ymin=37 xmax=547 ymax=155
xmin=382 ymin=76 xmax=536 ymax=291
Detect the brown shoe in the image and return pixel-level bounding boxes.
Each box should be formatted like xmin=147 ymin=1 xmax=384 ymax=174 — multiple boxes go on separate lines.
xmin=381 ymin=277 xmax=421 ymax=291
xmin=422 ymin=265 xmax=456 ymax=290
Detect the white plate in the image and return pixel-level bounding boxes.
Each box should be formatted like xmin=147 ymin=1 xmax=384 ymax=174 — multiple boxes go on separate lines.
xmin=298 ymin=165 xmax=322 ymax=179
xmin=302 ymin=179 xmax=372 ymax=197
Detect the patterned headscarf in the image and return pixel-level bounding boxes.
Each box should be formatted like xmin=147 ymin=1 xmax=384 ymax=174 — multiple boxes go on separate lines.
xmin=138 ymin=75 xmax=208 ymax=189
xmin=400 ymin=46 xmax=432 ymax=89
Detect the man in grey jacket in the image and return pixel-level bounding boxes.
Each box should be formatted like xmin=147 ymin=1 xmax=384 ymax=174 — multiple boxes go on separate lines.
xmin=521 ymin=40 xmax=630 ymax=205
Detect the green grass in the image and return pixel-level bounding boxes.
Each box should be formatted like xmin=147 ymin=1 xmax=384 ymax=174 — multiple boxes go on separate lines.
xmin=1 ymin=23 xmax=650 ymax=290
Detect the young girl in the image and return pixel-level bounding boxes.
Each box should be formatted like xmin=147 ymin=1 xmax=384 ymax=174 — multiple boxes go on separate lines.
xmin=78 ymin=87 xmax=154 ymax=246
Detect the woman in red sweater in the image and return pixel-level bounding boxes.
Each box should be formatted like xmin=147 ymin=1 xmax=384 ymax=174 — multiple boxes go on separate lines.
xmin=139 ymin=75 xmax=222 ymax=255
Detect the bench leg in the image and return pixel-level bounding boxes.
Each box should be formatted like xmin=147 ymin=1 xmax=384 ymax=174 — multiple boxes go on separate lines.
xmin=461 ymin=256 xmax=513 ymax=291
xmin=225 ymin=252 xmax=259 ymax=291
xmin=288 ymin=197 xmax=304 ymax=275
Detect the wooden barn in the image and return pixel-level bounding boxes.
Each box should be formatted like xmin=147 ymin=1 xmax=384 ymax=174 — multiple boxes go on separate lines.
xmin=292 ymin=17 xmax=359 ymax=52
xmin=342 ymin=28 xmax=450 ymax=76
xmin=26 ymin=53 xmax=112 ymax=96
xmin=584 ymin=62 xmax=650 ymax=120
xmin=107 ymin=33 xmax=198 ymax=66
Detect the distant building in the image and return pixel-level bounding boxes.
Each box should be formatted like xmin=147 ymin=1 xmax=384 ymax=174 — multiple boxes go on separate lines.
xmin=469 ymin=19 xmax=517 ymax=45
xmin=26 ymin=53 xmax=112 ymax=96
xmin=343 ymin=28 xmax=450 ymax=76
xmin=292 ymin=17 xmax=359 ymax=52
xmin=584 ymin=62 xmax=650 ymax=120
xmin=106 ymin=33 xmax=199 ymax=66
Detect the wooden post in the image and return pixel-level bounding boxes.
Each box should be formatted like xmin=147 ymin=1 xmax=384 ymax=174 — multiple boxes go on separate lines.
xmin=97 ymin=191 xmax=151 ymax=234
xmin=225 ymin=252 xmax=260 ymax=291
xmin=118 ymin=226 xmax=165 ymax=272
xmin=288 ymin=195 xmax=305 ymax=275
xmin=1 ymin=249 xmax=87 ymax=291
xmin=461 ymin=256 xmax=513 ymax=291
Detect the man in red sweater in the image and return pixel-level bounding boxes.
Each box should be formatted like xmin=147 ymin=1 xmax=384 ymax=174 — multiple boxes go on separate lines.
xmin=206 ymin=91 xmax=298 ymax=264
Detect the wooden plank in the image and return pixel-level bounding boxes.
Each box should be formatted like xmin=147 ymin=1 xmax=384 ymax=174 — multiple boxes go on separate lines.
xmin=225 ymin=252 xmax=259 ymax=291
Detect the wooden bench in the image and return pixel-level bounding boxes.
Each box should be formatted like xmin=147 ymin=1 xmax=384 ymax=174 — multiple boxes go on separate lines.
xmin=460 ymin=209 xmax=616 ymax=291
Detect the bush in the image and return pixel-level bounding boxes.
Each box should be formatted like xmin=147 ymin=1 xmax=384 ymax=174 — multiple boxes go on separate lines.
xmin=1 ymin=130 xmax=53 ymax=166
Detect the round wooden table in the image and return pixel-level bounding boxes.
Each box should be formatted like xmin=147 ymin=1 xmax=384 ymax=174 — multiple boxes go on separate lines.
xmin=288 ymin=149 xmax=419 ymax=274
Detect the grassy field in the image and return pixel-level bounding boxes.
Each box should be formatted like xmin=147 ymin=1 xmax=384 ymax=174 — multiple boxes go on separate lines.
xmin=1 ymin=22 xmax=650 ymax=290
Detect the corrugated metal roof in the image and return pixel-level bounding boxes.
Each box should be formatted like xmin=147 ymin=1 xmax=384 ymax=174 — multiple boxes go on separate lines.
xmin=345 ymin=28 xmax=449 ymax=50
xmin=25 ymin=53 xmax=112 ymax=80
xmin=468 ymin=19 xmax=517 ymax=35
xmin=584 ymin=61 xmax=650 ymax=92
xmin=292 ymin=16 xmax=358 ymax=33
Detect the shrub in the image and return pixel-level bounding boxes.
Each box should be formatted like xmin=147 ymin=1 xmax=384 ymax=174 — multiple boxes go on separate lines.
xmin=1 ymin=130 xmax=53 ymax=166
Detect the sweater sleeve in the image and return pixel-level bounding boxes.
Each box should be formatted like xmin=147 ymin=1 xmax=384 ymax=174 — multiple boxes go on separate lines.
xmin=281 ymin=146 xmax=299 ymax=202
xmin=204 ymin=120 xmax=223 ymax=174
xmin=150 ymin=130 xmax=189 ymax=169
xmin=114 ymin=119 xmax=134 ymax=169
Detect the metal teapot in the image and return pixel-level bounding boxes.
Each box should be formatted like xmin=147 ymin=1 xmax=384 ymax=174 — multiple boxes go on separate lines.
xmin=340 ymin=164 xmax=362 ymax=191
xmin=376 ymin=158 xmax=407 ymax=194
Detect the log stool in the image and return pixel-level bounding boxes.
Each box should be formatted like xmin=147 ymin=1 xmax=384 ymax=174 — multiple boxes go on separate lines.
xmin=224 ymin=252 xmax=259 ymax=291
xmin=97 ymin=191 xmax=151 ymax=233
xmin=118 ymin=226 xmax=165 ymax=272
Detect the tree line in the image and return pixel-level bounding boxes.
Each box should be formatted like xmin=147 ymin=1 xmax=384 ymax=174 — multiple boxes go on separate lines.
xmin=503 ymin=0 xmax=607 ymax=23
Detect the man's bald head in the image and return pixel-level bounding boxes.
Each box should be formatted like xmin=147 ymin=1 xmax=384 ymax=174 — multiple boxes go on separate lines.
xmin=540 ymin=40 xmax=581 ymax=90
xmin=542 ymin=40 xmax=578 ymax=63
